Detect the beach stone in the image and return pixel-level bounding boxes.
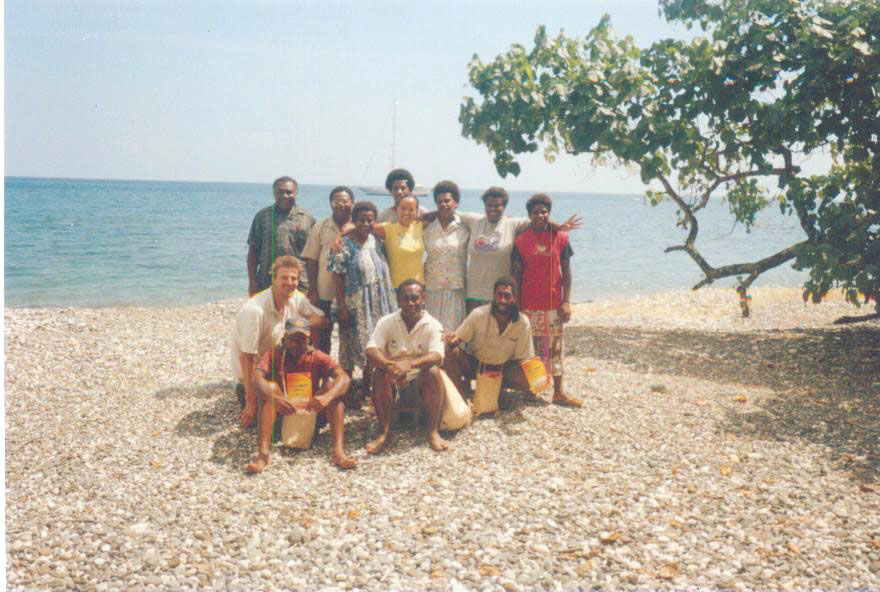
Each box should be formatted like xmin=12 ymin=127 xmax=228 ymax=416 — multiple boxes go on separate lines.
xmin=5 ymin=294 xmax=879 ymax=591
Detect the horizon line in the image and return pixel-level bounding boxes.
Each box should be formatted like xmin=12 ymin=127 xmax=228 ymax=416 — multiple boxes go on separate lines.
xmin=4 ymin=174 xmax=645 ymax=198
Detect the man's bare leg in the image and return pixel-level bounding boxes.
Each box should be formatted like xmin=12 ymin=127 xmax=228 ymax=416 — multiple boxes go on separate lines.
xmin=444 ymin=347 xmax=472 ymax=397
xmin=366 ymin=368 xmax=393 ymax=454
xmin=501 ymin=362 xmax=543 ymax=402
xmin=361 ymin=361 xmax=374 ymax=405
xmin=419 ymin=367 xmax=449 ymax=451
xmin=327 ymin=399 xmax=357 ymax=469
xmin=502 ymin=362 xmax=532 ymax=392
xmin=244 ymin=386 xmax=278 ymax=473
xmin=551 ymin=375 xmax=583 ymax=407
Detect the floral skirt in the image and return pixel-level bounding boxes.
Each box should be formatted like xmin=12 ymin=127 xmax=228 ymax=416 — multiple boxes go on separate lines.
xmin=522 ymin=309 xmax=564 ymax=377
xmin=340 ymin=282 xmax=395 ymax=370
xmin=425 ymin=288 xmax=466 ymax=332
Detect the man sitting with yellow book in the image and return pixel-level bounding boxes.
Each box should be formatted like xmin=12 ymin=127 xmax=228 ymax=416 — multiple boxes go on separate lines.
xmin=444 ymin=276 xmax=540 ymax=413
xmin=245 ymin=317 xmax=354 ymax=473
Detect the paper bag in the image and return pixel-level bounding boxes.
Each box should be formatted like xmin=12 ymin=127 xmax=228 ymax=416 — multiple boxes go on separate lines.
xmin=280 ymin=372 xmax=316 ymax=448
xmin=281 ymin=412 xmax=317 ymax=449
xmin=440 ymin=370 xmax=471 ymax=431
xmin=473 ymin=369 xmax=503 ymax=416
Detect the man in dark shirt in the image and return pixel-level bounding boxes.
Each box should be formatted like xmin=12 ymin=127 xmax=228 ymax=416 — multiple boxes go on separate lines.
xmin=247 ymin=176 xmax=316 ymax=296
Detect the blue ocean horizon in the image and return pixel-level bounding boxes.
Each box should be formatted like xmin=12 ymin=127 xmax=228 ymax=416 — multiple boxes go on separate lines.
xmin=4 ymin=176 xmax=809 ymax=308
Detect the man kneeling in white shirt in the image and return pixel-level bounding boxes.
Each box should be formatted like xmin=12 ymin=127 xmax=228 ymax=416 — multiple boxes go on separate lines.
xmin=365 ymin=279 xmax=449 ymax=454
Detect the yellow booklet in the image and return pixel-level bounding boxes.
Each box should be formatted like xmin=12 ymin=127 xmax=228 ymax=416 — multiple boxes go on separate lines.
xmin=285 ymin=372 xmax=313 ymax=413
xmin=520 ymin=357 xmax=551 ymax=394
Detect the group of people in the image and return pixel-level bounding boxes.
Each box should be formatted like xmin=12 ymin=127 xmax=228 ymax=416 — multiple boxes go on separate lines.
xmin=230 ymin=170 xmax=584 ymax=473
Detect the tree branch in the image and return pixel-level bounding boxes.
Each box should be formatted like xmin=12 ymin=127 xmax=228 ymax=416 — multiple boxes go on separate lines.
xmin=690 ymin=240 xmax=807 ymax=289
xmin=658 ymin=173 xmax=715 ymax=276
xmin=699 ymin=167 xmax=798 ymax=211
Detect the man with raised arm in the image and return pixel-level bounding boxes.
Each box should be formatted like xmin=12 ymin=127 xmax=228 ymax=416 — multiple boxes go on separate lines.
xmin=244 ymin=317 xmax=355 ymax=473
xmin=444 ymin=276 xmax=535 ymax=397
xmin=230 ymin=256 xmax=325 ymax=428
xmin=364 ymin=279 xmax=448 ymax=453
xmin=247 ymin=176 xmax=316 ymax=296
xmin=513 ymin=193 xmax=582 ymax=407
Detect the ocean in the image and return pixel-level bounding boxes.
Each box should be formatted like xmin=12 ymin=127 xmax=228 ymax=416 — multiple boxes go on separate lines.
xmin=3 ymin=176 xmax=808 ymax=308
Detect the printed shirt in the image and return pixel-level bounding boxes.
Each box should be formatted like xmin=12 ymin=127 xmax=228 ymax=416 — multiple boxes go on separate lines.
xmin=377 ymin=204 xmax=428 ymax=224
xmin=247 ymin=203 xmax=316 ymax=291
xmin=512 ymin=228 xmax=574 ymax=311
xmin=328 ymin=234 xmax=395 ymax=298
xmin=366 ymin=310 xmax=444 ymax=379
xmin=455 ymin=304 xmax=534 ymax=365
xmin=423 ymin=216 xmax=469 ymax=292
xmin=458 ymin=212 xmax=529 ymax=301
xmin=229 ymin=289 xmax=323 ymax=379
xmin=381 ymin=222 xmax=425 ymax=288
xmin=301 ymin=216 xmax=343 ymax=301
xmin=257 ymin=345 xmax=339 ymax=391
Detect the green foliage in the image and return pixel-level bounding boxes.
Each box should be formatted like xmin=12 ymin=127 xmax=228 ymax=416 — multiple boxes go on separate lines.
xmin=461 ymin=0 xmax=879 ymax=309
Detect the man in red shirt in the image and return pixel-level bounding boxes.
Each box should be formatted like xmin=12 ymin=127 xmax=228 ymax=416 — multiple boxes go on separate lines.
xmin=244 ymin=318 xmax=355 ymax=473
xmin=513 ymin=193 xmax=583 ymax=407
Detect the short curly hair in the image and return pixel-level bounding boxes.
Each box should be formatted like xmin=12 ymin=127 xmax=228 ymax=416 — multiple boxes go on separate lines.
xmin=481 ymin=186 xmax=509 ymax=206
xmin=272 ymin=176 xmax=298 ymax=191
xmin=385 ymin=168 xmax=415 ymax=192
xmin=328 ymin=186 xmax=354 ymax=203
xmin=433 ymin=180 xmax=461 ymax=204
xmin=352 ymin=201 xmax=378 ymax=221
xmin=526 ymin=193 xmax=552 ymax=214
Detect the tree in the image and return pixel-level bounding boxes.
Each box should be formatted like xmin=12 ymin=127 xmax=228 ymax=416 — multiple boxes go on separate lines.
xmin=460 ymin=0 xmax=879 ymax=317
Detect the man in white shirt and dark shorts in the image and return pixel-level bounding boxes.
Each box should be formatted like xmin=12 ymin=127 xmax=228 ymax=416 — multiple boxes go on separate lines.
xmin=365 ymin=279 xmax=448 ymax=454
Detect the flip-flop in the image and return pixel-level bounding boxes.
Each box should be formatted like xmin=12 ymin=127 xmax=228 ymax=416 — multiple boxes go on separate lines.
xmin=552 ymin=396 xmax=584 ymax=408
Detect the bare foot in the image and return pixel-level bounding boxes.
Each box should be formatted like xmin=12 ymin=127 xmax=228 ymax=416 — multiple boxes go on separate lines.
xmin=428 ymin=432 xmax=449 ymax=451
xmin=244 ymin=453 xmax=269 ymax=474
xmin=552 ymin=394 xmax=584 ymax=408
xmin=332 ymin=450 xmax=358 ymax=470
xmin=365 ymin=433 xmax=390 ymax=454
xmin=522 ymin=391 xmax=547 ymax=402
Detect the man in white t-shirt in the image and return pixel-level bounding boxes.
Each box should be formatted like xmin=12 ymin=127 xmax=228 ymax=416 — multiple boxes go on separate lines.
xmin=365 ymin=279 xmax=448 ymax=454
xmin=230 ymin=256 xmax=325 ymax=428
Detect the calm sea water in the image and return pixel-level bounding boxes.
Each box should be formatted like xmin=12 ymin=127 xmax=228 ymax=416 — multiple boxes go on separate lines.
xmin=4 ymin=176 xmax=808 ymax=307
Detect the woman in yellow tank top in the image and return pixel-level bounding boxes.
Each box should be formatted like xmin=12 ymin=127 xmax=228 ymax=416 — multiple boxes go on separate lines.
xmin=337 ymin=195 xmax=425 ymax=288
xmin=375 ymin=195 xmax=425 ymax=287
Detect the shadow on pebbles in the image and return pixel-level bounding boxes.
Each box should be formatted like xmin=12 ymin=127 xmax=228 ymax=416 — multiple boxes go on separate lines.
xmin=5 ymin=296 xmax=880 ymax=590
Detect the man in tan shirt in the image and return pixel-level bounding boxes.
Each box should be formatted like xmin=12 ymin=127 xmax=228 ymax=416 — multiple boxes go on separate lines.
xmin=443 ymin=276 xmax=534 ymax=396
xmin=302 ymin=186 xmax=354 ymax=354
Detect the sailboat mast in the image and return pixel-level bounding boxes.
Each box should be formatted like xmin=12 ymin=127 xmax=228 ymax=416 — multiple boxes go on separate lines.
xmin=391 ymin=99 xmax=397 ymax=169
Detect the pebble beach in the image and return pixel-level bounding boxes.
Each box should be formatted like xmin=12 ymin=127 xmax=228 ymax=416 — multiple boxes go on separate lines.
xmin=5 ymin=287 xmax=880 ymax=591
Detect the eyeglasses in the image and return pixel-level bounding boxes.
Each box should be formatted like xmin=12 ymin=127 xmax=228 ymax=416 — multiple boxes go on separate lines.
xmin=401 ymin=292 xmax=421 ymax=303
xmin=330 ymin=197 xmax=351 ymax=205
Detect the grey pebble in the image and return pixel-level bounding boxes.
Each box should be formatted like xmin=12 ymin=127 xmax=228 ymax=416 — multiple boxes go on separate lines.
xmin=4 ymin=300 xmax=879 ymax=591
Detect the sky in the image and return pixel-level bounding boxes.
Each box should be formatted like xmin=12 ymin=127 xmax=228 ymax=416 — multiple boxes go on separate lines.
xmin=5 ymin=0 xmax=695 ymax=193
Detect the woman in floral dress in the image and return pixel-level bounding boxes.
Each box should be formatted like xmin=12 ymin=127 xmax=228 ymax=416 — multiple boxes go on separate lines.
xmin=423 ymin=180 xmax=470 ymax=331
xmin=330 ymin=201 xmax=397 ymax=382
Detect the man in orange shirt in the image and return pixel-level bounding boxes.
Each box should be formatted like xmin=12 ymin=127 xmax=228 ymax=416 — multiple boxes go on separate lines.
xmin=245 ymin=318 xmax=355 ymax=473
